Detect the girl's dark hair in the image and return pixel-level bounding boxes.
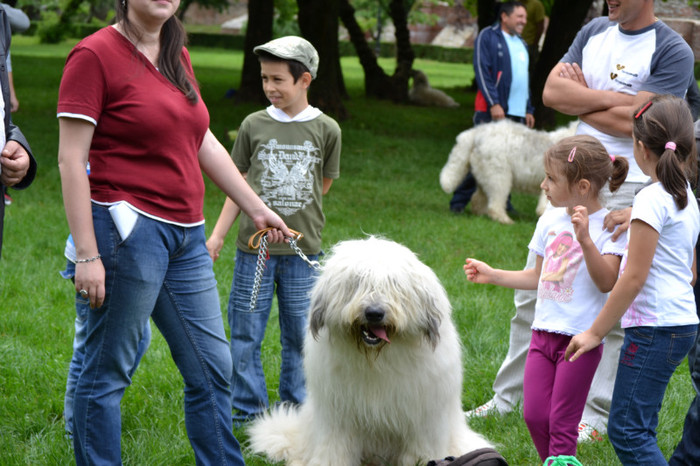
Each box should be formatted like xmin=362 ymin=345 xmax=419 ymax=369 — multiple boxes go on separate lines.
xmin=256 ymin=51 xmax=309 ymax=83
xmin=544 ymin=134 xmax=629 ymax=198
xmin=633 ymin=95 xmax=696 ymax=210
xmin=115 ymin=0 xmax=198 ymax=104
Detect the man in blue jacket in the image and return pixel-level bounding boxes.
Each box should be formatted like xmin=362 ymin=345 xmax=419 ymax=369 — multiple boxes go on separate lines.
xmin=450 ymin=1 xmax=534 ymax=214
xmin=0 ymin=5 xmax=35 ymax=258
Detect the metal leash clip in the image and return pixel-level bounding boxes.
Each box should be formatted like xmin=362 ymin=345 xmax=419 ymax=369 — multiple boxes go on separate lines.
xmin=248 ymin=229 xmax=320 ymax=312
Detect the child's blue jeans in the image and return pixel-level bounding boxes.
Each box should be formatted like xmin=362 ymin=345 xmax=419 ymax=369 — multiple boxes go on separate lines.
xmin=609 ymin=324 xmax=697 ymax=465
xmin=228 ymin=248 xmax=318 ymax=425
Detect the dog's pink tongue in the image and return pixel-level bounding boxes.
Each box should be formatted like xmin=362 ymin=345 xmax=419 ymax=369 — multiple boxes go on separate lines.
xmin=370 ymin=326 xmax=390 ymax=343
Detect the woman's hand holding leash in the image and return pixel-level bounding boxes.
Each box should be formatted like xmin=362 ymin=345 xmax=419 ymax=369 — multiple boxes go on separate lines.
xmin=251 ymin=209 xmax=290 ymax=244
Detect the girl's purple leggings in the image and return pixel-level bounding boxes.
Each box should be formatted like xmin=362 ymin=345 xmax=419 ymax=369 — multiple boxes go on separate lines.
xmin=523 ymin=330 xmax=603 ymax=460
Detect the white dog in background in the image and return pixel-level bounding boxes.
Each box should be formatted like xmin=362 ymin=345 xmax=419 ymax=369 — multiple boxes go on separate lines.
xmin=248 ymin=237 xmax=495 ymax=466
xmin=409 ymin=69 xmax=460 ymax=108
xmin=440 ymin=119 xmax=578 ymax=224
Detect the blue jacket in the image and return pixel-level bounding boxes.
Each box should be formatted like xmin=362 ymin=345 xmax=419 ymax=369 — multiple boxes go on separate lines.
xmin=473 ymin=22 xmax=534 ymax=116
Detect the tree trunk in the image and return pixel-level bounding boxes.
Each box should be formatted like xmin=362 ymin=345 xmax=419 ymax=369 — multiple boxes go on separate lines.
xmin=339 ymin=0 xmax=393 ymax=98
xmin=236 ymin=0 xmax=273 ymax=104
xmin=387 ymin=0 xmax=414 ymax=102
xmin=477 ymin=0 xmax=498 ymax=31
xmin=338 ymin=0 xmax=414 ymax=102
xmin=297 ymin=0 xmax=348 ymax=119
xmin=531 ymin=0 xmax=594 ymax=128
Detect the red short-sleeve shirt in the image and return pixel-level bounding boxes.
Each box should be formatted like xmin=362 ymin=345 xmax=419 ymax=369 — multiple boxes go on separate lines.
xmin=57 ymin=27 xmax=210 ymax=224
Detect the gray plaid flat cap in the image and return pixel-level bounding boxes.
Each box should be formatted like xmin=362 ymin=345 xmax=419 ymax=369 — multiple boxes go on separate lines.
xmin=254 ymin=36 xmax=319 ymax=79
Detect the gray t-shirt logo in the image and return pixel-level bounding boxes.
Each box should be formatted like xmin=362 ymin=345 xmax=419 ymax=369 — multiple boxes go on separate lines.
xmin=257 ymin=139 xmax=322 ymax=216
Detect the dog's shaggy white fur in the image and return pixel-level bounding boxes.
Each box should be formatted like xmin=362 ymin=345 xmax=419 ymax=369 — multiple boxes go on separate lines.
xmin=248 ymin=237 xmax=493 ymax=466
xmin=409 ymin=69 xmax=460 ymax=108
xmin=440 ymin=119 xmax=578 ymax=224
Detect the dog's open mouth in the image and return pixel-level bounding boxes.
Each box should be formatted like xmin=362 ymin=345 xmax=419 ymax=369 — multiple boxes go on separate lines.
xmin=361 ymin=325 xmax=391 ymax=345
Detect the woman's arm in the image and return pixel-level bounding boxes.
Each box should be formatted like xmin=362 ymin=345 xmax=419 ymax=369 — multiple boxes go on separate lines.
xmin=57 ymin=117 xmax=105 ymax=308
xmin=198 ymin=129 xmax=290 ymax=242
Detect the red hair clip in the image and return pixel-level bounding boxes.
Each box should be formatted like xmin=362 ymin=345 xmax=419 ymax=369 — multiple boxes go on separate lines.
xmin=635 ymin=101 xmax=652 ymax=119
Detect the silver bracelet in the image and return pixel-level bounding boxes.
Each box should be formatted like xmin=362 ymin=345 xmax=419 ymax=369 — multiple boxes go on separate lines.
xmin=75 ymin=254 xmax=102 ymax=263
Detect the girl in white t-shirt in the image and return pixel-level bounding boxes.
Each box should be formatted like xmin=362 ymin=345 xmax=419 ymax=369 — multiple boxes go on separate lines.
xmin=566 ymin=95 xmax=700 ymax=465
xmin=465 ymin=135 xmax=629 ymax=462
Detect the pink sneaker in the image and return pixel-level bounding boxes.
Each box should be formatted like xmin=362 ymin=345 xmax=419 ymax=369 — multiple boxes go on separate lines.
xmin=577 ymin=421 xmax=604 ymax=443
xmin=464 ymin=399 xmax=504 ymax=418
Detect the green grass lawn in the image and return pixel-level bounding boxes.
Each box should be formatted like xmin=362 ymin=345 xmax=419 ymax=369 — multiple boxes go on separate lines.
xmin=0 ymin=35 xmax=694 ymax=465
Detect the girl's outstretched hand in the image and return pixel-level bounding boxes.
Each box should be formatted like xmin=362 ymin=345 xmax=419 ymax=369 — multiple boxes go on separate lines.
xmin=571 ymin=205 xmax=591 ymax=244
xmin=464 ymin=258 xmax=494 ymax=284
xmin=565 ymin=330 xmax=602 ymax=362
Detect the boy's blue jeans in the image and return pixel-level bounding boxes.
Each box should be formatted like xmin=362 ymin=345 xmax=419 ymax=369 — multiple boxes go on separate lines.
xmin=72 ymin=205 xmax=244 ymax=465
xmin=228 ymin=248 xmax=318 ymax=424
xmin=61 ymin=256 xmax=152 ymax=437
xmin=609 ymin=324 xmax=697 ymax=465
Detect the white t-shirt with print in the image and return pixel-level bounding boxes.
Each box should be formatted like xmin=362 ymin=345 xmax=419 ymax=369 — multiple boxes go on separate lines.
xmin=562 ymin=18 xmax=694 ymax=183
xmin=529 ymin=207 xmax=627 ymax=335
xmin=620 ymin=183 xmax=700 ymax=328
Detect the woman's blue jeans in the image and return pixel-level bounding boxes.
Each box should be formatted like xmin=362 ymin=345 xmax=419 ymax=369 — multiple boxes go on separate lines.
xmin=609 ymin=324 xmax=697 ymax=465
xmin=61 ymin=257 xmax=152 ymax=438
xmin=72 ymin=205 xmax=243 ymax=465
xmin=228 ymin=249 xmax=318 ymax=425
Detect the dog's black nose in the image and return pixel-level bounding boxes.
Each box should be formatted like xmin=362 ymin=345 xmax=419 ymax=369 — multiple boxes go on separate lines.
xmin=365 ymin=306 xmax=385 ymax=323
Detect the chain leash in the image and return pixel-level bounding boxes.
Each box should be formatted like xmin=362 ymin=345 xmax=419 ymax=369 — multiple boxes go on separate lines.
xmin=249 ymin=233 xmax=269 ymax=313
xmin=248 ymin=229 xmax=320 ymax=312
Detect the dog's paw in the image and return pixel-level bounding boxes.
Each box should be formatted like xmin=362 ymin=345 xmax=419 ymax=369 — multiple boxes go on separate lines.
xmin=487 ymin=209 xmax=514 ymax=225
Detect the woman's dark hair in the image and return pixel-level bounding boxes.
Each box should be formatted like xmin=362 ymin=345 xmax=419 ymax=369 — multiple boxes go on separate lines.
xmin=256 ymin=51 xmax=310 ymax=83
xmin=115 ymin=0 xmax=198 ymax=104
xmin=633 ymin=95 xmax=697 ymax=209
xmin=544 ymin=134 xmax=629 ymax=198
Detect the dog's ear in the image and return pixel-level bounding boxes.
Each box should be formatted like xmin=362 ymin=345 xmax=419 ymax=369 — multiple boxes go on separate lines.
xmin=309 ymin=305 xmax=325 ymax=340
xmin=424 ymin=315 xmax=441 ymax=349
xmin=416 ymin=279 xmax=448 ymax=349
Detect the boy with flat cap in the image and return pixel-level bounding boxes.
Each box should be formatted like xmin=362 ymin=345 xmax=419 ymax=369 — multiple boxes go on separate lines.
xmin=206 ymin=35 xmax=341 ymax=425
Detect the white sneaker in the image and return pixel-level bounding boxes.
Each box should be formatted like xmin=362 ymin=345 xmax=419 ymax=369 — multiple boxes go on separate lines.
xmin=464 ymin=399 xmax=503 ymax=418
xmin=577 ymin=421 xmax=604 ymax=443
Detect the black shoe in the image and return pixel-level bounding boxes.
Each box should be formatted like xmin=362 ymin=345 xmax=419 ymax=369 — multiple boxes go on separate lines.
xmin=450 ymin=205 xmax=465 ymax=214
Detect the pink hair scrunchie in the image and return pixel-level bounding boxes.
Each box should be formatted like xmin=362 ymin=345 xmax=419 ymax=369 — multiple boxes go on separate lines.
xmin=665 ymin=141 xmax=677 ymax=151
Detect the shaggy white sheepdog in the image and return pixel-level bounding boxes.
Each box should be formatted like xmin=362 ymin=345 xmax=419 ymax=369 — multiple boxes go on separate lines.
xmin=409 ymin=69 xmax=460 ymax=108
xmin=440 ymin=119 xmax=578 ymax=224
xmin=248 ymin=237 xmax=494 ymax=466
